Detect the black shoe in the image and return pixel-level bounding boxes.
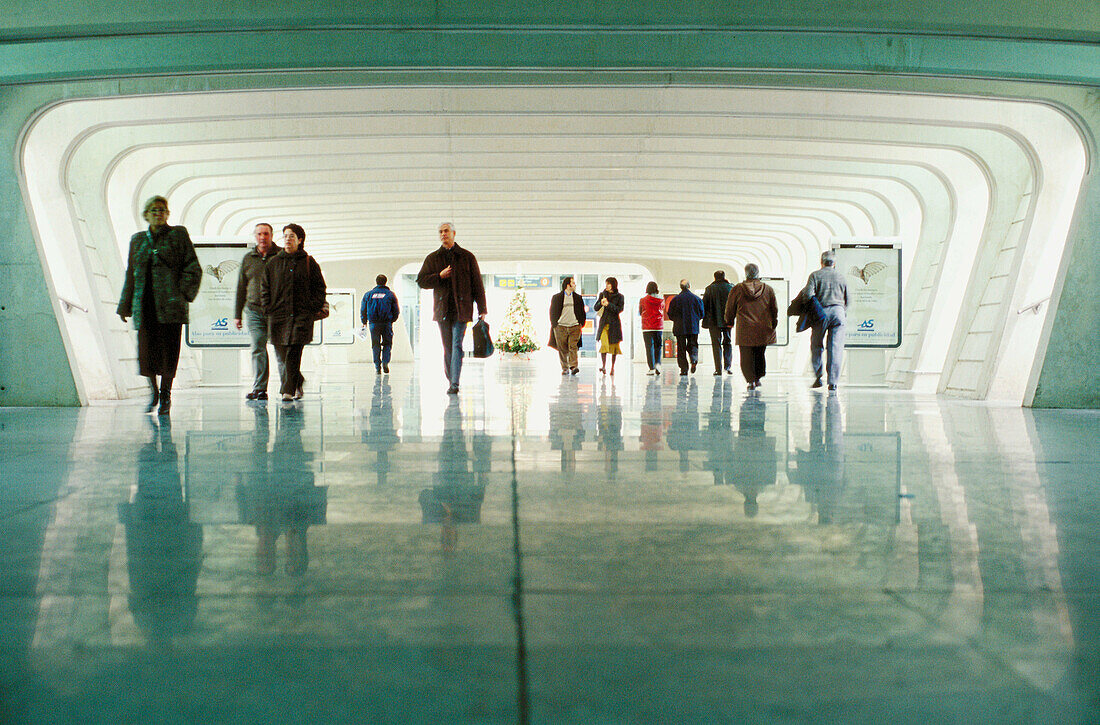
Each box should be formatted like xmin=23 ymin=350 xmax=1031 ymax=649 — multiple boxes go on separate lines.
xmin=747 ymin=383 xmax=756 ymax=390
xmin=571 ymin=367 xmax=580 ymax=375
xmin=256 ymin=391 xmax=268 ymax=401
xmin=376 ymin=367 xmax=382 ymax=374
xmin=725 ymin=368 xmax=733 ymax=375
xmin=245 ymin=390 xmax=260 ymax=400
xmin=145 ymin=388 xmax=159 ymax=414
xmin=680 ymin=369 xmax=688 ymax=375
xmin=383 ymin=364 xmax=389 ymax=374
xmin=713 ymin=370 xmax=722 ymax=376
xmin=828 ymin=384 xmax=837 ymax=391
xmin=157 ymin=392 xmax=171 ymax=416
xmin=690 ymin=362 xmax=697 ymax=374
xmin=812 ymin=378 xmax=823 ymax=389
xmin=562 ymin=369 xmax=569 ymax=375
xmin=447 ymin=384 xmax=459 ymax=395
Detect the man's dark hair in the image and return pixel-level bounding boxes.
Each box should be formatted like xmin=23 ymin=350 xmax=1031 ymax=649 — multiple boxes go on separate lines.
xmin=714 ymin=270 xmax=725 ymax=281
xmin=283 ymin=223 xmax=306 ymax=244
xmin=376 ymin=274 xmax=387 ymax=286
xmin=561 ymin=276 xmax=574 ymax=292
xmin=254 ymin=222 xmax=273 ymax=233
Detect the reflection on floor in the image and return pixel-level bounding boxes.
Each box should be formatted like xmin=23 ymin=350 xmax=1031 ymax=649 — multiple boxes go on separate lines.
xmin=1 ymin=359 xmax=1098 ymax=722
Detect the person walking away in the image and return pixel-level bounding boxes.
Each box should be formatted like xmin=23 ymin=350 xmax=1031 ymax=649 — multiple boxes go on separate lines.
xmin=639 ymin=281 xmax=665 ymax=375
xmin=361 ymin=274 xmax=400 ymax=374
xmin=702 ymin=270 xmax=734 ymax=375
xmin=666 ymin=279 xmax=704 ymax=375
xmin=595 ymin=277 xmax=625 ymax=375
xmin=261 ymin=224 xmax=327 ymax=402
xmin=724 ymin=263 xmax=778 ymax=390
xmin=234 ymin=223 xmax=281 ymax=400
xmin=548 ymin=276 xmax=587 ymax=375
xmin=803 ymin=250 xmax=851 ymax=390
xmin=416 ymin=222 xmax=487 ymax=395
xmin=117 ymin=195 xmax=202 ymax=416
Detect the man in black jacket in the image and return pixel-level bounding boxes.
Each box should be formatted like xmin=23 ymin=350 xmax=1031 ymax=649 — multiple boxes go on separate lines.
xmin=702 ymin=270 xmax=734 ymax=376
xmin=416 ymin=222 xmax=487 ymax=395
xmin=233 ymin=223 xmax=281 ymax=400
xmin=547 ymin=276 xmax=588 ymax=375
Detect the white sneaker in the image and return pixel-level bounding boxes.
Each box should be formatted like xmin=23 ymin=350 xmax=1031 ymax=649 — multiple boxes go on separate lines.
xmin=646 ymin=369 xmax=655 ymax=376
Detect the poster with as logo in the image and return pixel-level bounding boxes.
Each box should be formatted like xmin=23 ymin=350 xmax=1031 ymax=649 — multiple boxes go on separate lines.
xmin=833 ymin=243 xmax=902 ymax=348
xmin=187 ymin=243 xmax=251 ymax=347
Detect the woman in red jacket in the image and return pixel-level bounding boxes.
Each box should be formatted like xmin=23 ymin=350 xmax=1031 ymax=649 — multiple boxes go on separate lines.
xmin=638 ymin=281 xmax=665 ymax=375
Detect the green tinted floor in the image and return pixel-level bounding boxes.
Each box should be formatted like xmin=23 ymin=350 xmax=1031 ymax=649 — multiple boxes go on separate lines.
xmin=1 ymin=359 xmax=1098 ymax=723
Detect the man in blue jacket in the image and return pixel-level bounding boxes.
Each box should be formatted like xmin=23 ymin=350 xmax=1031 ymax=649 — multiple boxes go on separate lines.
xmin=666 ymin=279 xmax=704 ymax=375
xmin=361 ymin=274 xmax=400 ymax=374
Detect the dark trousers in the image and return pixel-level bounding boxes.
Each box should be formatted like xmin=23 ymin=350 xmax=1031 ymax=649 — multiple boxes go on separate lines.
xmin=642 ymin=331 xmax=663 ymax=369
xmin=675 ymin=334 xmax=699 ymax=372
xmin=739 ymin=345 xmax=767 ymax=384
xmin=709 ymin=327 xmax=733 ymax=372
xmin=438 ymin=319 xmax=467 ymax=385
xmin=137 ymin=321 xmax=183 ymax=379
xmin=273 ymin=344 xmax=305 ymax=396
xmin=369 ymin=322 xmax=394 ymax=368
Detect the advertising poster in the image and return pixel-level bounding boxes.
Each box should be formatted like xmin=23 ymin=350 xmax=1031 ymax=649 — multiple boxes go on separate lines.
xmin=186 ymin=243 xmax=249 ymax=347
xmin=761 ymin=278 xmax=789 ymax=346
xmin=322 ymin=289 xmax=356 ymax=345
xmin=834 ymin=244 xmax=902 ymax=348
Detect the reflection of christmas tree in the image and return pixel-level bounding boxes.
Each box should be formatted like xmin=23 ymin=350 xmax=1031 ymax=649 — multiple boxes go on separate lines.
xmin=497 ymin=287 xmax=540 ymax=354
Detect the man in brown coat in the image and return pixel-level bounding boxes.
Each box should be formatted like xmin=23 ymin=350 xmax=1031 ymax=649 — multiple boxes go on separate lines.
xmin=724 ymin=263 xmax=778 ymax=390
xmin=416 ymin=222 xmax=487 ymax=395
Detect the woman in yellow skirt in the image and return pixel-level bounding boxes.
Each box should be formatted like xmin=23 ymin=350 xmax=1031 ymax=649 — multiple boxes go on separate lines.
xmin=596 ymin=277 xmax=625 ymax=375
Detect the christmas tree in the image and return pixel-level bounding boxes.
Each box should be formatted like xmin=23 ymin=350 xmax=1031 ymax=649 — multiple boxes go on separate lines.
xmin=497 ymin=287 xmax=540 ymax=354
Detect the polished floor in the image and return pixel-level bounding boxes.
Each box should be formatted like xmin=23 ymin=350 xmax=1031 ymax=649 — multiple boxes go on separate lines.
xmin=1 ymin=357 xmax=1098 ymax=723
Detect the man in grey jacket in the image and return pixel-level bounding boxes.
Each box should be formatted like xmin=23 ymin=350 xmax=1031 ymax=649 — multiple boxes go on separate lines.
xmin=803 ymin=250 xmax=851 ymax=391
xmin=234 ymin=223 xmax=282 ymax=400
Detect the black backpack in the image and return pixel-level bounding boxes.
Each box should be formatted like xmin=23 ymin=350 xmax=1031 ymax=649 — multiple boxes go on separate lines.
xmin=471 ymin=319 xmax=494 ymax=358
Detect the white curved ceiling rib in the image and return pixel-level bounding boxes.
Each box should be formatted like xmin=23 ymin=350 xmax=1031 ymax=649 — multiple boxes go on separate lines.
xmin=23 ymin=84 xmax=1086 ymax=404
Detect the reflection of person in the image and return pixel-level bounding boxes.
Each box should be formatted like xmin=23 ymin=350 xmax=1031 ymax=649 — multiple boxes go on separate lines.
xmin=363 ymin=376 xmax=399 ymax=485
xmin=118 ymin=419 xmax=203 ymax=638
xmin=549 ymin=377 xmax=586 ymax=472
xmin=791 ymin=393 xmax=845 ymax=524
xmin=802 ymin=250 xmax=850 ymax=390
xmin=419 ymin=397 xmax=485 ymax=554
xmin=703 ymin=377 xmax=734 ymax=485
xmin=234 ymin=223 xmax=281 ymax=401
xmin=117 ymin=195 xmax=202 ymax=416
xmin=666 ymin=377 xmax=700 ymax=473
xmin=360 ymin=274 xmax=400 ymax=375
xmin=595 ymin=277 xmax=625 ymax=376
xmin=548 ymin=276 xmax=587 ymax=376
xmin=725 ymin=263 xmax=778 ymax=390
xmin=261 ymin=224 xmax=327 ymax=402
xmin=702 ymin=270 xmax=734 ymax=376
xmin=639 ymin=377 xmax=665 ymax=471
xmin=639 ymin=281 xmax=665 ymax=376
xmin=597 ymin=380 xmax=624 ymax=478
xmin=731 ymin=394 xmax=777 ymax=517
xmin=416 ymin=222 xmax=488 ymax=396
xmin=238 ymin=404 xmax=327 ymax=575
xmin=666 ymin=279 xmax=704 ymax=375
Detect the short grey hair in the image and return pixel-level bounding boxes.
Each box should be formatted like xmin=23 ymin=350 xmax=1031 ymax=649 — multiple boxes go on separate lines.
xmin=821 ymin=250 xmax=836 ymax=267
xmin=438 ymin=221 xmax=455 ymax=232
xmin=744 ymin=263 xmax=760 ymax=280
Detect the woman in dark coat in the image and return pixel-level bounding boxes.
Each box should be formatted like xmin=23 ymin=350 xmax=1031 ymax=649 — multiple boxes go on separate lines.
xmin=595 ymin=276 xmax=625 ymax=375
xmin=261 ymin=223 xmax=327 ymax=401
xmin=117 ymin=195 xmax=202 ymax=415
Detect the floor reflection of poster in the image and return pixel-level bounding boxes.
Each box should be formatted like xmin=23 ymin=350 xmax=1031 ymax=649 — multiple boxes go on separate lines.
xmin=835 ymin=244 xmax=902 ymax=348
xmin=187 ymin=244 xmax=250 ymax=347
